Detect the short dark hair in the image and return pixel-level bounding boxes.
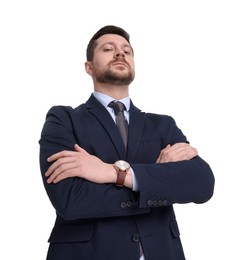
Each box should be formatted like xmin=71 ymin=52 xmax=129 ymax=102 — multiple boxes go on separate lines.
xmin=86 ymin=25 xmax=130 ymax=61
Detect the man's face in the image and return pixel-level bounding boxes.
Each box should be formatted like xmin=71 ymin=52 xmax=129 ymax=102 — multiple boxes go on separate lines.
xmin=88 ymin=34 xmax=135 ymax=85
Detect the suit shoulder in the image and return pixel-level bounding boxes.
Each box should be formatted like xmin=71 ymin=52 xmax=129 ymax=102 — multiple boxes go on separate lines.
xmin=46 ymin=104 xmax=85 ymax=117
xmin=145 ymin=112 xmax=176 ymax=124
xmin=47 ymin=105 xmax=73 ymax=113
xmin=44 ymin=105 xmax=71 ymax=120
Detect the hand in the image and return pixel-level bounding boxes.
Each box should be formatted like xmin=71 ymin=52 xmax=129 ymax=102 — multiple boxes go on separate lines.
xmin=45 ymin=144 xmax=115 ymax=184
xmin=156 ymin=143 xmax=198 ymax=163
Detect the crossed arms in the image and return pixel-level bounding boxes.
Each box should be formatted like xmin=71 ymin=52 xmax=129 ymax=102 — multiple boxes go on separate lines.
xmin=45 ymin=143 xmax=198 ymax=189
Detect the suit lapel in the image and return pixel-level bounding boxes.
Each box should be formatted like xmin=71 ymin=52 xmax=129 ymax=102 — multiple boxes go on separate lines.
xmin=85 ymin=95 xmax=145 ymax=162
xmin=127 ymin=101 xmax=145 ymax=162
xmin=86 ymin=95 xmax=127 ymax=160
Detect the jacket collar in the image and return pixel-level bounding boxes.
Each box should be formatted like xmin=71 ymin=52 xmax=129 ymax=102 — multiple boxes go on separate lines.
xmin=86 ymin=94 xmax=145 ymax=162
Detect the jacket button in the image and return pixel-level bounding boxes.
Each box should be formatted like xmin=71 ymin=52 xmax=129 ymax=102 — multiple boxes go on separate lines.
xmin=126 ymin=201 xmax=132 ymax=207
xmin=132 ymin=234 xmax=140 ymax=243
xmin=158 ymin=199 xmax=168 ymax=206
xmin=147 ymin=200 xmax=153 ymax=206
xmin=121 ymin=202 xmax=127 ymax=208
xmin=152 ymin=199 xmax=158 ymax=206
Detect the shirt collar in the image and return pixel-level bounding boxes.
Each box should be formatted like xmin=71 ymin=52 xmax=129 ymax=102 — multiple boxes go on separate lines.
xmin=93 ymin=91 xmax=130 ymax=112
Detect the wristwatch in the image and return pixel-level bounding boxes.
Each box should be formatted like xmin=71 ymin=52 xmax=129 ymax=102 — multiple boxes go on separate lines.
xmin=114 ymin=160 xmax=130 ymax=187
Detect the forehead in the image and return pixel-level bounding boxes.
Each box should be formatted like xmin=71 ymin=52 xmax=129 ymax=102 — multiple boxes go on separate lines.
xmin=96 ymin=34 xmax=131 ymax=47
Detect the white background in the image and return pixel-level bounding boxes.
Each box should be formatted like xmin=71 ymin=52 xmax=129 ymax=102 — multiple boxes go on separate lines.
xmin=0 ymin=0 xmax=244 ymax=259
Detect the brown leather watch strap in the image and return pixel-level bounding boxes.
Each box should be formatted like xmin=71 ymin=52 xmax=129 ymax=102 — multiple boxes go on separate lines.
xmin=116 ymin=170 xmax=127 ymax=187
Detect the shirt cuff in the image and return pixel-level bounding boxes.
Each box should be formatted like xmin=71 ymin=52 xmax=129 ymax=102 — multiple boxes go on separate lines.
xmin=131 ymin=167 xmax=139 ymax=192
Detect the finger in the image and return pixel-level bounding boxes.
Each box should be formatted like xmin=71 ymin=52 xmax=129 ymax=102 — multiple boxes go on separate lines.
xmin=47 ymin=150 xmax=74 ymax=162
xmin=170 ymin=143 xmax=193 ymax=155
xmin=47 ymin=161 xmax=76 ymax=183
xmin=52 ymin=168 xmax=77 ymax=183
xmin=170 ymin=143 xmax=189 ymax=152
xmin=45 ymin=157 xmax=76 ymax=177
xmin=157 ymin=147 xmax=171 ymax=163
xmin=189 ymin=147 xmax=198 ymax=157
xmin=52 ymin=172 xmax=66 ymax=184
xmin=74 ymin=144 xmax=88 ymax=155
xmin=156 ymin=155 xmax=161 ymax=163
xmin=156 ymin=145 xmax=169 ymax=163
xmin=162 ymin=146 xmax=190 ymax=162
xmin=173 ymin=147 xmax=197 ymax=160
xmin=74 ymin=144 xmax=83 ymax=152
xmin=45 ymin=157 xmax=69 ymax=177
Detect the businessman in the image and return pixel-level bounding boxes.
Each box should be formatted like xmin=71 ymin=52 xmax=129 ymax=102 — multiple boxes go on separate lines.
xmin=39 ymin=25 xmax=215 ymax=260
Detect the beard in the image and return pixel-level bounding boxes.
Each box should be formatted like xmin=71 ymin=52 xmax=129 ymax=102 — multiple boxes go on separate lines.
xmin=94 ymin=65 xmax=135 ymax=86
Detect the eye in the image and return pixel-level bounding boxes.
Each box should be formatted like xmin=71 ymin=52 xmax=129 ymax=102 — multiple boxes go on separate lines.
xmin=103 ymin=44 xmax=114 ymax=52
xmin=123 ymin=48 xmax=132 ymax=55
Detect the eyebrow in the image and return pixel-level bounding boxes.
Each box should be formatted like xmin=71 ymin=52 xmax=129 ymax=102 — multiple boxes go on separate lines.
xmin=101 ymin=41 xmax=133 ymax=52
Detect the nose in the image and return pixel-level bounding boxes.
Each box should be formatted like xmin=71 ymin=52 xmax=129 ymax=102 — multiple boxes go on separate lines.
xmin=114 ymin=50 xmax=125 ymax=58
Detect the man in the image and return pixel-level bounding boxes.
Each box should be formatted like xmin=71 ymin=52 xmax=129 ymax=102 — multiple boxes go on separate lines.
xmin=39 ymin=25 xmax=215 ymax=260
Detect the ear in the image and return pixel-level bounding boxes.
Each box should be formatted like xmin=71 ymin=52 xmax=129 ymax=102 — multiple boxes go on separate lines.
xmin=85 ymin=61 xmax=93 ymax=76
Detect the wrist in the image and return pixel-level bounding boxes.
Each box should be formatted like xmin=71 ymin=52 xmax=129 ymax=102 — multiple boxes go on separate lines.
xmin=123 ymin=168 xmax=132 ymax=188
xmin=113 ymin=160 xmax=130 ymax=187
xmin=107 ymin=164 xmax=118 ymax=183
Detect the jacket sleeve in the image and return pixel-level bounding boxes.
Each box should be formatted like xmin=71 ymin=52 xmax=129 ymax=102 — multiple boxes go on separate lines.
xmin=39 ymin=106 xmax=149 ymax=221
xmin=132 ymin=156 xmax=214 ymax=208
xmin=131 ymin=115 xmax=215 ymax=208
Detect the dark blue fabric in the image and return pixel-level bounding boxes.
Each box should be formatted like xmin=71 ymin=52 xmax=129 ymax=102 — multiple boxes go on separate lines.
xmin=39 ymin=94 xmax=215 ymax=260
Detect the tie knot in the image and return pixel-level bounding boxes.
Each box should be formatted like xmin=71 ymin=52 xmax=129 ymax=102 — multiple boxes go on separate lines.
xmin=108 ymin=101 xmax=126 ymax=115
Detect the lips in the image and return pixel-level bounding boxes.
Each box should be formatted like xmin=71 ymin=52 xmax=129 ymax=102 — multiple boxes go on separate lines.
xmin=111 ymin=62 xmax=128 ymax=68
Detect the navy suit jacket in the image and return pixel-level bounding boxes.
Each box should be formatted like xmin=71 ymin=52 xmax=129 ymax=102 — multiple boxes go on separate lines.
xmin=39 ymin=94 xmax=215 ymax=260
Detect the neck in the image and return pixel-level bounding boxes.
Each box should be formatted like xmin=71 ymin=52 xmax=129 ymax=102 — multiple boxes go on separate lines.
xmin=94 ymin=82 xmax=129 ymax=100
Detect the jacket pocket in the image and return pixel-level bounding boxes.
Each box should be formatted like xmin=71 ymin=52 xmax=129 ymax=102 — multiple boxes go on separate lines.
xmin=48 ymin=220 xmax=93 ymax=243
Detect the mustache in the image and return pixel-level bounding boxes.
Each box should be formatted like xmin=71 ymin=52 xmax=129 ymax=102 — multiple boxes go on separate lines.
xmin=109 ymin=58 xmax=130 ymax=68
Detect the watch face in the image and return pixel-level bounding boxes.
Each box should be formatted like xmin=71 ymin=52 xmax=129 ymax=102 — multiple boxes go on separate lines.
xmin=115 ymin=160 xmax=130 ymax=171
